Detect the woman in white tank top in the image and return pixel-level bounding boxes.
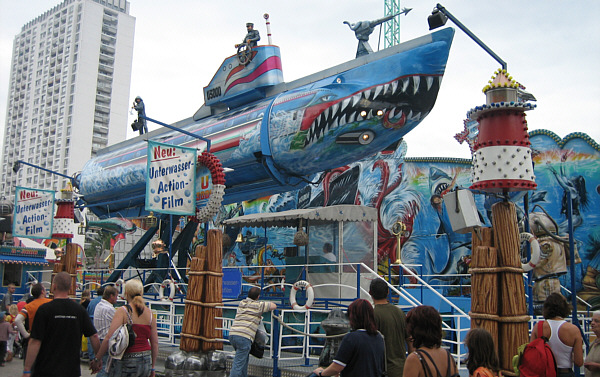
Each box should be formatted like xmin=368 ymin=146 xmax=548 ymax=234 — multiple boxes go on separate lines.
xmin=531 ymin=293 xmax=583 ymax=377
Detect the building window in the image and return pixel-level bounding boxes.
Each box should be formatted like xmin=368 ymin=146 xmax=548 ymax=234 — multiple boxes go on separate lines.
xmin=2 ymin=264 xmax=22 ymax=287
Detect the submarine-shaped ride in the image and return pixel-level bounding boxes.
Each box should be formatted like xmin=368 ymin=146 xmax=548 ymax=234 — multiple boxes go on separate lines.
xmin=75 ymin=28 xmax=455 ymax=219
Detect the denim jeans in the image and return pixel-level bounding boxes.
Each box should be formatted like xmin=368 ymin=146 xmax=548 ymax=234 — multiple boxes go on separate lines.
xmin=108 ymin=353 xmax=152 ymax=377
xmin=229 ymin=335 xmax=252 ymax=377
xmin=97 ymin=353 xmax=110 ymax=377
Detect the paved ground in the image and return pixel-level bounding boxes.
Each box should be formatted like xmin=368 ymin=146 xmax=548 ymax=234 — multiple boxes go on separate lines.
xmin=2 ymin=357 xmax=167 ymax=376
xmin=1 ymin=358 xmax=96 ymax=376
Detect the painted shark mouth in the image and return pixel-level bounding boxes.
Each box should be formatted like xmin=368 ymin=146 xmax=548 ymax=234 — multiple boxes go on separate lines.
xmin=299 ymin=74 xmax=443 ymax=148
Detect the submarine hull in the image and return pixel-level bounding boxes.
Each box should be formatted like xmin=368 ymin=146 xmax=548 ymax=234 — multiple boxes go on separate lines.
xmin=76 ymin=29 xmax=455 ymax=218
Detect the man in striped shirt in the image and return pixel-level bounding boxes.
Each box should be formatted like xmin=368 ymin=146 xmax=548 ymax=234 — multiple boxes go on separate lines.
xmin=93 ymin=286 xmax=118 ymax=377
xmin=229 ymin=287 xmax=276 ymax=377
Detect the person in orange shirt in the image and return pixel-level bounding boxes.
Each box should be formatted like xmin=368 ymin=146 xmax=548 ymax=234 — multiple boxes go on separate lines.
xmin=14 ymin=283 xmax=51 ymax=363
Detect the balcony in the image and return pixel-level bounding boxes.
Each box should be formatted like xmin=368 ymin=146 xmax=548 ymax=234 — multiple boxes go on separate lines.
xmin=100 ymin=45 xmax=115 ymax=55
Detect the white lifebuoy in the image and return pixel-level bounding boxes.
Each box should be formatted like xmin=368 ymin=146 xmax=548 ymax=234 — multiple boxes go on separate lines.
xmin=29 ymin=280 xmax=39 ymax=296
xmin=289 ymin=280 xmax=314 ymax=311
xmin=520 ymin=232 xmax=541 ymax=272
xmin=115 ymin=279 xmax=125 ymax=299
xmin=158 ymin=279 xmax=175 ymax=301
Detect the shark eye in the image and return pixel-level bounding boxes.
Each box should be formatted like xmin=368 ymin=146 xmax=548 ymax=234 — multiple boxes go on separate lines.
xmin=320 ymin=95 xmax=333 ymax=102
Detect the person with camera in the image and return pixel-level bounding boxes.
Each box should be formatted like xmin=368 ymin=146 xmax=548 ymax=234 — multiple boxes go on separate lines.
xmin=132 ymin=96 xmax=147 ymax=135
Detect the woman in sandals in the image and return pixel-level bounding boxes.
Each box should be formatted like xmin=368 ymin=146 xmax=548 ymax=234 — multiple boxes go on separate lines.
xmin=403 ymin=306 xmax=459 ymax=377
xmin=94 ymin=279 xmax=158 ymax=377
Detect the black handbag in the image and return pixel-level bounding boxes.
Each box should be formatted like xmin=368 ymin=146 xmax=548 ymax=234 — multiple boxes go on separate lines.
xmin=249 ymin=321 xmax=267 ymax=358
xmin=125 ymin=305 xmax=137 ymax=346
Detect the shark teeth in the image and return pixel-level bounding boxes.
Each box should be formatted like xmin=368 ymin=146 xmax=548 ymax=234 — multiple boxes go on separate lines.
xmin=401 ymin=78 xmax=410 ymax=92
xmin=412 ymin=76 xmax=420 ymax=95
xmin=303 ymin=74 xmax=441 ymax=146
xmin=373 ymin=85 xmax=383 ymax=99
xmin=426 ymin=76 xmax=434 ymax=91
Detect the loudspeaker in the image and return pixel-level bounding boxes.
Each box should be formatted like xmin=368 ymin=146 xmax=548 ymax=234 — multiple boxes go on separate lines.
xmin=443 ymin=189 xmax=483 ymax=234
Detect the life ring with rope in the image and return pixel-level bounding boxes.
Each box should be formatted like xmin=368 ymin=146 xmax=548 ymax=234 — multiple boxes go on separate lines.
xmin=115 ymin=278 xmax=125 ymax=299
xmin=158 ymin=279 xmax=176 ymax=301
xmin=520 ymin=232 xmax=541 ymax=272
xmin=29 ymin=280 xmax=39 ymax=296
xmin=193 ymin=152 xmax=226 ymax=223
xmin=289 ymin=280 xmax=314 ymax=311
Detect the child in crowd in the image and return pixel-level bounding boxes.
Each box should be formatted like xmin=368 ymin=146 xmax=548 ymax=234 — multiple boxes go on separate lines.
xmin=465 ymin=328 xmax=501 ymax=377
xmin=0 ymin=313 xmax=17 ymax=366
xmin=5 ymin=305 xmax=19 ymax=362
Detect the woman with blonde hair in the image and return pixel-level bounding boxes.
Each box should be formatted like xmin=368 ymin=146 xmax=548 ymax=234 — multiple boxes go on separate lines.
xmin=5 ymin=304 xmax=19 ymax=362
xmin=94 ymin=279 xmax=158 ymax=377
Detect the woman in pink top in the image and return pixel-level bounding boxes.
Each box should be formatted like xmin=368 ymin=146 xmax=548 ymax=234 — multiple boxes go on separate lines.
xmin=94 ymin=279 xmax=158 ymax=377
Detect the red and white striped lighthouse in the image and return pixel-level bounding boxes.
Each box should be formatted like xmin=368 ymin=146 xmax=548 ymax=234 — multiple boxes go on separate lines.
xmin=469 ymin=69 xmax=537 ymax=193
xmin=52 ymin=183 xmax=75 ymax=239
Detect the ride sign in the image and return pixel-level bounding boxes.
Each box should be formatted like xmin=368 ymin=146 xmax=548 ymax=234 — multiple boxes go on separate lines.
xmin=146 ymin=141 xmax=197 ymax=215
xmin=13 ymin=187 xmax=55 ymax=239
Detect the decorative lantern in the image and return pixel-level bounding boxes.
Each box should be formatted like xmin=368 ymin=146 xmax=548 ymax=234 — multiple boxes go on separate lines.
xmin=52 ymin=183 xmax=75 ymax=239
xmin=468 ymin=69 xmax=537 ymax=193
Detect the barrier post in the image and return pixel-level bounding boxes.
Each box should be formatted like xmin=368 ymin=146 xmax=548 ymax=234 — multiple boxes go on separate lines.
xmin=271 ymin=309 xmax=281 ymax=377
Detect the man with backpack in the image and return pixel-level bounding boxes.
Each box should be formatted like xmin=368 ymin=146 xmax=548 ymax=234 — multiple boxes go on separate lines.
xmin=529 ymin=293 xmax=583 ymax=377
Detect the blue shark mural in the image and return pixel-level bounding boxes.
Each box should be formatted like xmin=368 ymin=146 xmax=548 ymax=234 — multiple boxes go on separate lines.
xmin=223 ymin=130 xmax=600 ymax=305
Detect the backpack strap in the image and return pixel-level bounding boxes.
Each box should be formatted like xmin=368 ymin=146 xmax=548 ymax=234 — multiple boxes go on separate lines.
xmin=537 ymin=320 xmax=548 ymax=341
xmin=124 ymin=304 xmax=133 ymax=325
xmin=415 ymin=349 xmax=444 ymax=377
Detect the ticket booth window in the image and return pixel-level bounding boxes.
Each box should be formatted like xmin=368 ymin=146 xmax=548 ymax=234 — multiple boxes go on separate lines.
xmin=2 ymin=264 xmax=22 ymax=287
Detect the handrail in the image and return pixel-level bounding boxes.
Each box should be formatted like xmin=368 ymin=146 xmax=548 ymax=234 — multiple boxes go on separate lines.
xmin=377 ymin=263 xmax=469 ymax=317
xmin=560 ymin=284 xmax=592 ymax=308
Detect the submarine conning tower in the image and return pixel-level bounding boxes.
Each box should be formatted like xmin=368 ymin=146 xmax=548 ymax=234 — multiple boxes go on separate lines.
xmin=468 ymin=69 xmax=537 ymax=193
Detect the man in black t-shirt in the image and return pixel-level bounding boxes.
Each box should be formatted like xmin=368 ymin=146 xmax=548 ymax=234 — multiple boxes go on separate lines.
xmin=22 ymin=272 xmax=100 ymax=377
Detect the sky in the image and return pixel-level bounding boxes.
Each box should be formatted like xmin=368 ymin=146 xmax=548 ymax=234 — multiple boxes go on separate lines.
xmin=1 ymin=0 xmax=599 ymax=161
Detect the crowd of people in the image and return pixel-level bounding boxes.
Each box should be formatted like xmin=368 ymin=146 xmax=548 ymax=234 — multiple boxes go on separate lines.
xmin=0 ymin=273 xmax=157 ymax=377
xmin=228 ymin=278 xmax=597 ymax=377
xmin=2 ymin=275 xmax=600 ymax=376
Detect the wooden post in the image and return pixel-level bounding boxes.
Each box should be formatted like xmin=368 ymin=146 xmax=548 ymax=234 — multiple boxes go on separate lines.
xmin=470 ymin=244 xmax=499 ymax=355
xmin=179 ymin=229 xmax=224 ymax=353
xmin=492 ymin=201 xmax=529 ymax=375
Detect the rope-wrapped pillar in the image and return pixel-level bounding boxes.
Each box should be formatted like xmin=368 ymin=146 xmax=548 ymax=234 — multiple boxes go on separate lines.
xmin=201 ymin=230 xmax=224 ymax=352
xmin=180 ymin=252 xmax=206 ymax=352
xmin=492 ymin=201 xmax=529 ymax=374
xmin=469 ymin=241 xmax=499 ymax=355
xmin=179 ymin=230 xmax=224 ymax=353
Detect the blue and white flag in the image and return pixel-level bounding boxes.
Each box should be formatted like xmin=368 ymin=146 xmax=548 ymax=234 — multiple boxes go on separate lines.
xmin=13 ymin=187 xmax=55 ymax=239
xmin=146 ymin=141 xmax=197 ymax=215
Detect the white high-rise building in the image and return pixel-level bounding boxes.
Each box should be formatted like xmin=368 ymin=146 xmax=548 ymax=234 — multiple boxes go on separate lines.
xmin=0 ymin=0 xmax=135 ymax=197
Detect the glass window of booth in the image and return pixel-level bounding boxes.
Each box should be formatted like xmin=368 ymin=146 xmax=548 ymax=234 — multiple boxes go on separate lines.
xmin=2 ymin=264 xmax=23 ymax=287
